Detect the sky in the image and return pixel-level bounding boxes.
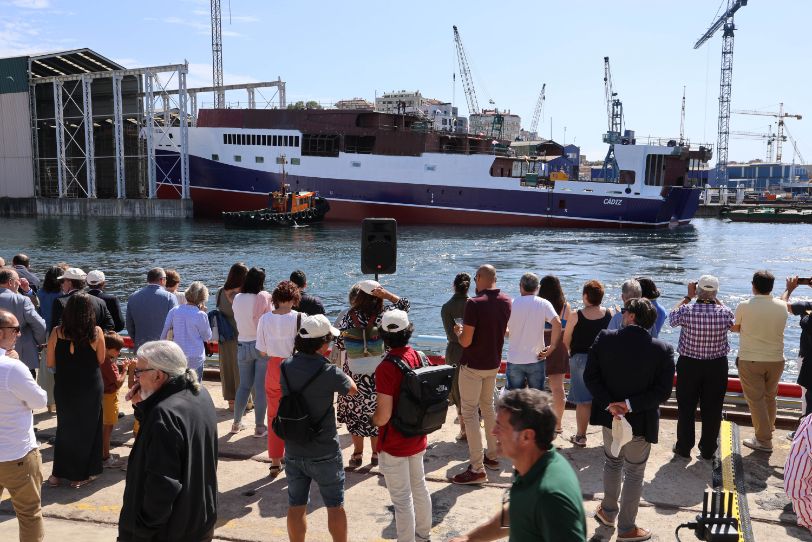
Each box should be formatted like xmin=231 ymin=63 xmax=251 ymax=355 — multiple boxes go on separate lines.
xmin=2 ymin=0 xmax=810 ymax=163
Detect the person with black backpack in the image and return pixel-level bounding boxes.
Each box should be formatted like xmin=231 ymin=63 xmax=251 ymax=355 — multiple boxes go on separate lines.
xmin=275 ymin=314 xmax=357 ymax=542
xmin=373 ymin=309 xmax=453 ymax=542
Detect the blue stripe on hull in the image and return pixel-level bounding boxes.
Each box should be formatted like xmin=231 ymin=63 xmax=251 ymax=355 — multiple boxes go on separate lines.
xmin=156 ymin=151 xmax=700 ymax=227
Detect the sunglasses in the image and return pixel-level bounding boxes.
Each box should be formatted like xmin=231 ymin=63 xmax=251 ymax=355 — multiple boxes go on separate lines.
xmin=133 ymin=368 xmax=156 ymax=378
xmin=1 ymin=326 xmax=21 ymax=333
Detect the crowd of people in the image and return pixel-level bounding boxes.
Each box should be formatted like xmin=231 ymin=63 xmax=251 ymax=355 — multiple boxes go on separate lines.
xmin=1 ymin=253 xmax=812 ymax=541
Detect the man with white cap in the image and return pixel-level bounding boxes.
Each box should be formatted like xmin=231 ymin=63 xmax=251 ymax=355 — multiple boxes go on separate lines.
xmin=87 ymin=270 xmax=125 ymax=332
xmin=50 ymin=268 xmax=114 ymax=332
xmin=669 ymin=274 xmax=735 ymax=461
xmin=281 ymin=314 xmax=357 ymax=542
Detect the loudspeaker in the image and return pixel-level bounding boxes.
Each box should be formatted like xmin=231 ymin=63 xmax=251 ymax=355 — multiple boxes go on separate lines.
xmin=361 ymin=218 xmax=397 ymax=275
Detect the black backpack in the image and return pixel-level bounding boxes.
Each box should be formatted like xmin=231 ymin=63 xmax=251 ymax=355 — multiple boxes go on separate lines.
xmin=388 ymin=352 xmax=455 ymax=437
xmin=272 ymin=363 xmax=330 ymax=444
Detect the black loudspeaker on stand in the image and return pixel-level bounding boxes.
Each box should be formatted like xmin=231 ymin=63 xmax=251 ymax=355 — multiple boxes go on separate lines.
xmin=361 ymin=218 xmax=397 ymax=278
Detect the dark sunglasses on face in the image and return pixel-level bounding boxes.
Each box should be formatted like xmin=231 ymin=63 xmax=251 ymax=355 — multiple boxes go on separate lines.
xmin=1 ymin=326 xmax=21 ymax=333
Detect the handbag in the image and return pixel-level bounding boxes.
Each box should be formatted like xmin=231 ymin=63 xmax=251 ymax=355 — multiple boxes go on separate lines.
xmin=340 ymin=311 xmax=384 ymax=375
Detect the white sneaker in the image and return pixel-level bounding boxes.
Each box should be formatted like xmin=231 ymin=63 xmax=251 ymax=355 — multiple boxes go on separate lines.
xmin=103 ymin=456 xmax=125 ymax=469
xmin=253 ymin=425 xmax=268 ymax=438
xmin=229 ymin=422 xmax=245 ymax=435
xmin=742 ymin=438 xmax=772 ymax=452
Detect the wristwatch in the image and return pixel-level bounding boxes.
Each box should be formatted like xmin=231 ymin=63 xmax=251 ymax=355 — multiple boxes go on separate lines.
xmin=683 ymin=296 xmax=692 ymax=303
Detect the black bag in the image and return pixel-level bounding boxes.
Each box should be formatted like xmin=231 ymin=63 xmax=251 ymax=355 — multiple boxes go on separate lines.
xmin=272 ymin=363 xmax=330 ymax=443
xmin=389 ymin=352 xmax=455 ymax=437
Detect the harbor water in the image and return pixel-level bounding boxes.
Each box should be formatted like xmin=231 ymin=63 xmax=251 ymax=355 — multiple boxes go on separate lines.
xmin=2 ymin=216 xmax=809 ymax=381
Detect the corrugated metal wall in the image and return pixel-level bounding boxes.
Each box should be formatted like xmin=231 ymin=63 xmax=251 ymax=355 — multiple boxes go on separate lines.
xmin=0 ymin=91 xmax=35 ymax=197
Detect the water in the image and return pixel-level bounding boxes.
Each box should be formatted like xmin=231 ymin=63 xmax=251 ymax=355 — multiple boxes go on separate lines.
xmin=2 ymin=216 xmax=810 ymax=381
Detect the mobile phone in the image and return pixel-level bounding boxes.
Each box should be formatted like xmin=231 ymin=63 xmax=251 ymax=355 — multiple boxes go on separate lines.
xmin=799 ymin=278 xmax=812 ymax=285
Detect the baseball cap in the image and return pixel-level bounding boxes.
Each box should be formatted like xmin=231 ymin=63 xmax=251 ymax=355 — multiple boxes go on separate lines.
xmin=57 ymin=268 xmax=87 ymax=281
xmin=357 ymin=279 xmax=381 ymax=295
xmin=298 ymin=314 xmax=339 ymax=339
xmin=697 ymin=275 xmax=720 ymax=292
xmin=381 ymin=309 xmax=410 ymax=333
xmin=86 ymin=270 xmax=105 ymax=286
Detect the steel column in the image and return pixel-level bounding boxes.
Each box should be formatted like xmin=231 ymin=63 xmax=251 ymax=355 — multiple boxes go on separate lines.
xmin=178 ymin=65 xmax=190 ymax=199
xmin=112 ymin=74 xmax=126 ymax=198
xmin=278 ymin=77 xmax=286 ymax=108
xmin=52 ymin=81 xmax=66 ymax=197
xmin=247 ymin=88 xmax=255 ymax=109
xmin=189 ymin=91 xmax=198 ymax=127
xmin=145 ymin=71 xmax=156 ymax=199
xmin=82 ymin=75 xmax=96 ymax=198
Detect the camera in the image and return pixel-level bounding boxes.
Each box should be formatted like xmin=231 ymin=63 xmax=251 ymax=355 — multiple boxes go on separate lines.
xmin=799 ymin=278 xmax=812 ymax=285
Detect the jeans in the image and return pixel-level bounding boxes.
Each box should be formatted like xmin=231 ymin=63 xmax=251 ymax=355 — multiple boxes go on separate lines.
xmin=194 ymin=365 xmax=204 ymax=383
xmin=234 ymin=341 xmax=268 ymax=427
xmin=601 ymin=427 xmax=650 ymax=533
xmin=285 ymin=452 xmax=345 ymax=508
xmin=459 ymin=365 xmax=498 ymax=471
xmin=506 ymin=361 xmax=545 ymax=391
xmin=379 ymin=451 xmax=432 ymax=542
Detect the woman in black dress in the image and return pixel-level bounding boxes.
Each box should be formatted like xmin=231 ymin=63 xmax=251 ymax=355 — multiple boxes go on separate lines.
xmin=46 ymin=293 xmax=106 ymax=488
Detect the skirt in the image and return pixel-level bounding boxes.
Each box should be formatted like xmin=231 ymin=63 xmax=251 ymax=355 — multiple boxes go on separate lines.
xmin=336 ymin=360 xmax=378 ymax=437
xmin=544 ymin=329 xmax=570 ymax=376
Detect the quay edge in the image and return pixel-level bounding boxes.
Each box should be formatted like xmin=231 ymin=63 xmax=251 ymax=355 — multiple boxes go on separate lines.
xmin=0 ymin=198 xmax=193 ymax=218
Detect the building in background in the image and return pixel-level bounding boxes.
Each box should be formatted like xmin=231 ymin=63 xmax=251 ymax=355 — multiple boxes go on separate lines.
xmin=334 ymin=97 xmax=373 ymax=110
xmin=416 ymin=100 xmax=467 ymax=133
xmin=375 ymin=90 xmax=425 ymax=113
xmin=723 ymin=162 xmax=810 ymax=191
xmin=469 ymin=110 xmax=521 ymax=141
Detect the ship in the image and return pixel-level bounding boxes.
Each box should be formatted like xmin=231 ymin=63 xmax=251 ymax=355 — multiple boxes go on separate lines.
xmin=154 ymin=109 xmax=712 ymax=228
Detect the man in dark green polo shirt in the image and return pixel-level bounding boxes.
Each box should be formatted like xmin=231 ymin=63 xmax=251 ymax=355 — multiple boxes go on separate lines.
xmin=449 ymin=388 xmax=586 ymax=542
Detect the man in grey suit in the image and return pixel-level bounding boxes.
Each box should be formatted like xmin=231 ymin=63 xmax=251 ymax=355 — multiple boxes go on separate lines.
xmin=0 ymin=269 xmax=46 ymax=378
xmin=126 ymin=268 xmax=178 ymax=350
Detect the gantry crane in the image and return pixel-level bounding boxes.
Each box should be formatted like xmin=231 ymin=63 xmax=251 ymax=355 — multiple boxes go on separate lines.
xmin=529 ymin=83 xmax=546 ymax=136
xmin=731 ymin=125 xmax=782 ymax=162
xmin=694 ymin=0 xmax=748 ymax=185
xmin=210 ymin=0 xmax=225 ymax=108
xmin=600 ymin=56 xmax=624 ymax=183
xmin=452 ymin=26 xmax=480 ymax=118
xmin=732 ymin=103 xmax=802 ymax=162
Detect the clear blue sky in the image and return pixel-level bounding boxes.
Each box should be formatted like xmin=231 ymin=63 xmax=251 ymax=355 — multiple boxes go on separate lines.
xmin=2 ymin=0 xmax=810 ymax=163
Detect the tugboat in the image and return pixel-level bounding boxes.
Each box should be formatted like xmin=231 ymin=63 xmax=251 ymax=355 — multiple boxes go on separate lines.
xmin=222 ymin=183 xmax=330 ymax=228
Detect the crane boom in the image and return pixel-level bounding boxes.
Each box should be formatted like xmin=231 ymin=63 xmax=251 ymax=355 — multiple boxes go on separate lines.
xmin=529 ymin=83 xmax=546 ymax=135
xmin=732 ymin=103 xmax=802 ymax=162
xmin=211 ymin=0 xmax=225 ymax=109
xmin=694 ymin=0 xmax=748 ymax=49
xmin=783 ymin=123 xmax=806 ymax=165
xmin=452 ymin=26 xmax=480 ymax=117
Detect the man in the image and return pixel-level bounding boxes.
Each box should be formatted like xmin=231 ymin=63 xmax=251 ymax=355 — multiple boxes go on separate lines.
xmin=782 ymin=276 xmax=812 ymax=418
xmin=731 ymin=270 xmax=788 ymax=452
xmin=669 ymin=275 xmax=735 ymax=460
xmin=125 ymin=268 xmax=178 ymax=350
xmin=0 ymin=310 xmax=48 ymax=542
xmin=280 ymin=314 xmax=357 ymax=542
xmin=506 ymin=272 xmax=561 ymax=391
xmin=785 ymin=413 xmax=812 ymax=532
xmin=584 ymin=298 xmax=675 ymax=542
xmin=12 ymin=254 xmax=40 ymax=291
xmin=289 ymin=270 xmax=325 ymax=315
xmin=449 ymin=389 xmax=586 ymax=542
xmin=118 ymin=340 xmax=218 ymax=542
xmin=0 ymin=270 xmax=46 ymax=379
xmin=452 ymin=264 xmax=511 ymax=485
xmin=51 ymin=268 xmax=115 ymax=332
xmin=87 ymin=270 xmax=125 ymax=332
xmin=606 ymin=279 xmax=642 ymax=332
xmin=372 ymin=310 xmax=432 ymax=542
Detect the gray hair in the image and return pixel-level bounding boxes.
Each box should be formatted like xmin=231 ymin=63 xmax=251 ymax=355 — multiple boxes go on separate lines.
xmin=621 ymin=279 xmax=642 ymax=302
xmin=698 ymin=288 xmax=717 ymax=301
xmin=520 ymin=272 xmax=540 ymax=293
xmin=184 ymin=281 xmax=209 ymax=306
xmin=137 ymin=340 xmax=198 ymax=387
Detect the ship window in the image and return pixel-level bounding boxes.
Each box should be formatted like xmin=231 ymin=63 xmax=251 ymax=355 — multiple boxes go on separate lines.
xmin=345 ymin=135 xmax=376 ymax=154
xmin=294 ymin=136 xmax=300 ymax=147
xmin=558 ymin=199 xmax=566 ymax=209
xmin=645 ymin=155 xmax=665 ymax=186
xmin=270 ymin=135 xmax=275 ymax=146
xmin=234 ymin=155 xmax=242 ymax=162
xmin=251 ymin=134 xmax=256 ymax=145
xmin=255 ymin=156 xmax=264 ymax=163
xmin=620 ymin=170 xmax=635 ymax=184
xmin=212 ymin=154 xmax=219 ymax=161
xmin=302 ymin=134 xmax=340 ymax=157
xmin=267 ymin=136 xmax=273 ymax=146
xmin=285 ymin=136 xmax=290 ymax=146
xmin=222 ymin=134 xmax=227 ymax=144
xmin=261 ymin=135 xmax=266 ymax=145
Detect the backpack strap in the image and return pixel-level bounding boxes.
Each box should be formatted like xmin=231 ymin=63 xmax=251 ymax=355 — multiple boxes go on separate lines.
xmin=386 ymin=350 xmax=429 ymax=374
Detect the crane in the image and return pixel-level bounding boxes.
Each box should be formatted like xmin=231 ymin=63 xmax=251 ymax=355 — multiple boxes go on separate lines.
xmin=783 ymin=123 xmax=806 ymax=165
xmin=599 ymin=56 xmax=624 ymax=183
xmin=529 ymin=83 xmax=546 ymax=136
xmin=731 ymin=125 xmax=782 ymax=162
xmin=210 ymin=0 xmax=225 ymax=109
xmin=679 ymin=86 xmax=686 ymax=146
xmin=452 ymin=26 xmax=480 ymax=118
xmin=732 ymin=103 xmax=802 ymax=162
xmin=694 ymin=0 xmax=748 ymax=185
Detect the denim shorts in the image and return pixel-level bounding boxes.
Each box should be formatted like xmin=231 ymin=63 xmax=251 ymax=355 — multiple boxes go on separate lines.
xmin=567 ymin=353 xmax=593 ymax=404
xmin=285 ymin=452 xmax=345 ymax=508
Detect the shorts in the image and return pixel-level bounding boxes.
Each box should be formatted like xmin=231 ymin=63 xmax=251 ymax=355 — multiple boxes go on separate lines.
xmin=567 ymin=353 xmax=593 ymax=404
xmin=103 ymin=392 xmax=119 ymax=425
xmin=285 ymin=452 xmax=345 ymax=508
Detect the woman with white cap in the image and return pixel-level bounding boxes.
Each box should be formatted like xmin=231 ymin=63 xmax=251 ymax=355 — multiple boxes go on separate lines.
xmin=336 ymin=279 xmax=409 ymax=469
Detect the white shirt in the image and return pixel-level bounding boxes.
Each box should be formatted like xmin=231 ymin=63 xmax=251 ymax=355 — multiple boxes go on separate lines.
xmin=256 ymin=311 xmax=300 ymax=358
xmin=0 ymin=348 xmax=47 ymax=461
xmin=232 ymin=293 xmax=258 ymax=342
xmin=173 ymin=290 xmax=186 ymax=306
xmin=507 ymin=295 xmax=558 ymax=364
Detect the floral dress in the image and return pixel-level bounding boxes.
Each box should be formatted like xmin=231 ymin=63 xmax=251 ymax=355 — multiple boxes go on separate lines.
xmin=335 ymin=297 xmax=410 ymax=436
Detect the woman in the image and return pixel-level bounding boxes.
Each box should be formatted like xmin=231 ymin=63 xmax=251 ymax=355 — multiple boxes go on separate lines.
xmin=46 ymin=293 xmax=105 ymax=488
xmin=231 ymin=267 xmax=272 ymax=436
xmin=336 ymin=280 xmax=409 ymax=468
xmin=256 ymin=280 xmax=301 ymax=477
xmin=160 ymin=281 xmax=212 ymax=382
xmin=562 ymin=279 xmax=613 ymax=448
xmin=440 ymin=272 xmax=470 ymax=441
xmin=37 ymin=264 xmax=67 ymax=412
xmin=217 ymin=263 xmax=248 ymax=410
xmin=538 ymin=274 xmax=571 ymax=436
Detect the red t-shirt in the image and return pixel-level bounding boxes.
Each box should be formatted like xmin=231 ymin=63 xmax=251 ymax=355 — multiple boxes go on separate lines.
xmin=459 ymin=289 xmax=512 ymax=370
xmin=101 ymin=356 xmax=120 ymax=394
xmin=375 ymin=346 xmax=428 ymax=457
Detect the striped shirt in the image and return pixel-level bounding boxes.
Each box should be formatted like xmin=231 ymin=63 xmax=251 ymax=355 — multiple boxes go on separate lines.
xmin=668 ymin=302 xmax=734 ymax=360
xmin=785 ymin=414 xmax=812 ymax=529
xmin=160 ymin=304 xmax=213 ymax=369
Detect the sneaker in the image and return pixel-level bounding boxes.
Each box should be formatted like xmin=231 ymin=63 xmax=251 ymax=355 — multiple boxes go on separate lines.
xmin=742 ymin=438 xmax=772 ymax=453
xmin=103 ymin=456 xmax=125 ymax=469
xmin=787 ymin=431 xmax=796 ymax=441
xmin=229 ymin=422 xmax=245 ymax=435
xmin=483 ymin=455 xmax=501 ymax=471
xmin=594 ymin=505 xmax=615 ymax=527
xmin=253 ymin=425 xmax=268 ymax=438
xmin=451 ymin=465 xmax=487 ymax=485
xmin=617 ymin=526 xmax=651 ymax=541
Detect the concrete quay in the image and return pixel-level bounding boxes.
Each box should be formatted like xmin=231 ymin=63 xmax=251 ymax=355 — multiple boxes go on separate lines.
xmin=0 ymin=197 xmax=193 ymax=218
xmin=1 ymin=379 xmax=810 ymax=542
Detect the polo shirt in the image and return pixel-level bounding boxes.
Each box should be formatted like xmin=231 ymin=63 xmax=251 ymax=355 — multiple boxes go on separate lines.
xmin=507 ymin=295 xmax=557 ymax=364
xmin=375 ymin=346 xmax=427 ymax=457
xmin=734 ymin=295 xmax=788 ymax=362
xmin=508 ymin=448 xmax=586 ymax=542
xmin=460 ymin=289 xmax=511 ymax=370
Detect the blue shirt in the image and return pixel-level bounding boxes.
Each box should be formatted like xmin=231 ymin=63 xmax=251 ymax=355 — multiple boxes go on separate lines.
xmin=126 ymin=284 xmax=178 ymax=349
xmin=37 ymin=290 xmax=62 ymax=333
xmin=161 ymin=304 xmax=212 ymax=368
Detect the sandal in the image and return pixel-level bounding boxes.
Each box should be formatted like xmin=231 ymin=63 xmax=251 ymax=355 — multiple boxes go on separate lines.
xmin=348 ymin=452 xmax=363 ymax=469
xmin=569 ymin=434 xmax=587 ymax=448
xmin=371 ymin=453 xmax=378 ymax=467
xmin=47 ymin=475 xmax=61 ymax=487
xmin=268 ymin=464 xmax=283 ymax=478
xmin=69 ymin=476 xmax=97 ymax=489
